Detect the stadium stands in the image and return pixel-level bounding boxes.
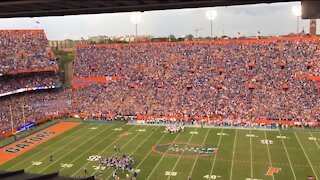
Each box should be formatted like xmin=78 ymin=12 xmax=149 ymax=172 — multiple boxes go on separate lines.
xmin=73 ymin=38 xmax=320 ymax=122
xmin=0 ymin=30 xmax=63 ymax=136
xmin=0 ymin=30 xmax=58 ymax=75
xmin=1 ymin=31 xmax=320 ymax=137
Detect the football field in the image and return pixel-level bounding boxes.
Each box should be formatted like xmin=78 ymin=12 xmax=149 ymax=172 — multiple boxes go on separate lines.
xmin=1 ymin=122 xmax=320 ymax=180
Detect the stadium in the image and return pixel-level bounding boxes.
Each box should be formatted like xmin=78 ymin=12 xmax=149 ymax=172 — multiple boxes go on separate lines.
xmin=0 ymin=0 xmax=320 ymax=180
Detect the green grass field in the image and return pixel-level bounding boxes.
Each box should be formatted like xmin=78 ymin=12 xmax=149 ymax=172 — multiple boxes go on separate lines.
xmin=1 ymin=122 xmax=320 ymax=180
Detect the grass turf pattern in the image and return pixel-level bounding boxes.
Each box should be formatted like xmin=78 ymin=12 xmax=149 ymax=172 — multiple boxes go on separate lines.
xmin=0 ymin=123 xmax=320 ymax=180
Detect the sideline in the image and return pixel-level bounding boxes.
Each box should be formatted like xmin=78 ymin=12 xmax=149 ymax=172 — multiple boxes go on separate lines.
xmin=0 ymin=122 xmax=80 ymax=165
xmin=127 ymin=122 xmax=320 ymax=133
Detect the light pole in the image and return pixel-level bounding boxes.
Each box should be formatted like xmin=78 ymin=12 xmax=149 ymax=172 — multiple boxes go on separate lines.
xmin=291 ymin=5 xmax=301 ymax=36
xmin=206 ymin=10 xmax=217 ymax=39
xmin=130 ymin=12 xmax=142 ymax=42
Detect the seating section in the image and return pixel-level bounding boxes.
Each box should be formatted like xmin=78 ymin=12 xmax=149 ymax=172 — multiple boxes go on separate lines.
xmin=73 ymin=39 xmax=320 ymax=121
xmin=0 ymin=89 xmax=71 ymax=133
xmin=0 ymin=29 xmax=62 ymax=134
xmin=0 ymin=30 xmax=58 ymax=75
xmin=1 ymin=36 xmax=320 ymax=135
xmin=0 ymin=72 xmax=60 ymax=95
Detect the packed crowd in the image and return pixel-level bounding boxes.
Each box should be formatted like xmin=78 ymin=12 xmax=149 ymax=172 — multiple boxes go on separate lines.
xmin=1 ymin=37 xmax=320 ymax=135
xmin=0 ymin=30 xmax=58 ymax=75
xmin=0 ymin=87 xmax=71 ymax=134
xmin=73 ymin=39 xmax=320 ymax=122
xmin=0 ymin=72 xmax=60 ymax=94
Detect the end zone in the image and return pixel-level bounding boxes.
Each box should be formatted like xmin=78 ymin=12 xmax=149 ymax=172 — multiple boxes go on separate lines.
xmin=0 ymin=122 xmax=80 ymax=165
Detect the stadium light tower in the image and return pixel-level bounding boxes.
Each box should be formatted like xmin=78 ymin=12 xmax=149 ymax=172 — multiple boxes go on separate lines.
xmin=131 ymin=12 xmax=142 ymax=41
xmin=291 ymin=5 xmax=301 ymax=36
xmin=206 ymin=10 xmax=217 ymax=39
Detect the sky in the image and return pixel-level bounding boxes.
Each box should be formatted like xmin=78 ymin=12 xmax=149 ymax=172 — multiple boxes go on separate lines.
xmin=0 ymin=1 xmax=317 ymax=40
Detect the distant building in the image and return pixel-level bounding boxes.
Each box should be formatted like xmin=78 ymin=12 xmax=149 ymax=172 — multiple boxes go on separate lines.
xmin=88 ymin=35 xmax=108 ymax=43
xmin=151 ymin=37 xmax=169 ymax=42
xmin=50 ymin=39 xmax=77 ymax=50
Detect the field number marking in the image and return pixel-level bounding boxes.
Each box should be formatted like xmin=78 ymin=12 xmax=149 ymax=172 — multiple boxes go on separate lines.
xmin=136 ymin=129 xmax=146 ymax=132
xmin=31 ymin=161 xmax=42 ymax=166
xmin=165 ymin=171 xmax=177 ymax=176
xmin=87 ymin=155 xmax=102 ymax=162
xmin=246 ymin=134 xmax=257 ymax=137
xmin=60 ymin=163 xmax=73 ymax=168
xmin=204 ymin=175 xmax=221 ymax=179
xmin=113 ymin=128 xmax=122 ymax=131
xmin=190 ymin=131 xmax=199 ymax=134
xmin=308 ymin=137 xmax=319 ymax=141
xmin=93 ymin=165 xmax=106 ymax=171
xmin=217 ymin=133 xmax=228 ymax=136
xmin=261 ymin=140 xmax=273 ymax=145
xmin=90 ymin=127 xmax=98 ymax=130
xmin=276 ymin=136 xmax=288 ymax=139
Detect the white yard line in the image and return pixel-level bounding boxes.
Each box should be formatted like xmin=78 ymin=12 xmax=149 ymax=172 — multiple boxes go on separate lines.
xmin=294 ymin=132 xmax=318 ymax=180
xmin=189 ymin=128 xmax=211 ymax=177
xmin=278 ymin=130 xmax=297 ymax=180
xmin=134 ymin=128 xmax=168 ymax=169
xmin=263 ymin=130 xmax=275 ymax=180
xmin=309 ymin=132 xmax=320 ymax=149
xmin=249 ymin=129 xmax=253 ymax=179
xmin=72 ymin=125 xmax=138 ymax=176
xmin=37 ymin=124 xmax=116 ymax=173
xmin=209 ymin=129 xmax=224 ymax=177
xmin=9 ymin=123 xmax=88 ymax=170
xmin=105 ymin=126 xmax=161 ymax=179
xmin=146 ymin=128 xmax=184 ymax=180
xmin=229 ymin=129 xmax=237 ymax=180
xmin=167 ymin=127 xmax=199 ymax=180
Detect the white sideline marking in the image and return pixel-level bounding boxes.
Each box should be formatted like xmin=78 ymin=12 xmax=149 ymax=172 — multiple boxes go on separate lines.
xmin=294 ymin=132 xmax=318 ymax=180
xmin=278 ymin=131 xmax=297 ymax=180
xmin=71 ymin=125 xmax=137 ymax=176
xmin=146 ymin=129 xmax=184 ymax=180
xmin=37 ymin=125 xmax=116 ymax=173
xmin=167 ymin=127 xmax=200 ymax=180
xmin=189 ymin=128 xmax=211 ymax=176
xmin=8 ymin=124 xmax=89 ymax=170
xmin=209 ymin=129 xmax=224 ymax=177
xmin=229 ymin=129 xmax=237 ymax=180
xmin=263 ymin=130 xmax=275 ymax=180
